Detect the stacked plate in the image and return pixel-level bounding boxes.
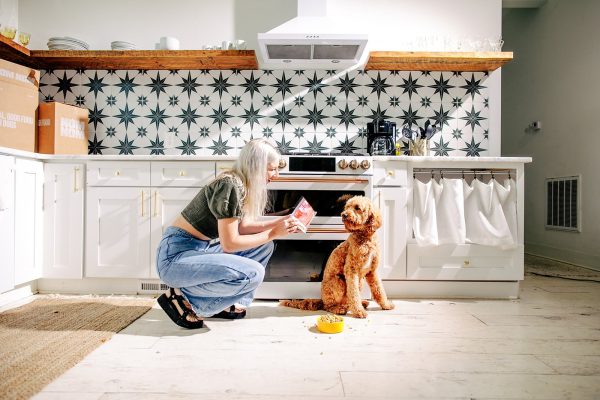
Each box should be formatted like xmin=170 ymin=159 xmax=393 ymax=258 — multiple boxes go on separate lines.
xmin=47 ymin=36 xmax=89 ymax=50
xmin=111 ymin=41 xmax=137 ymax=50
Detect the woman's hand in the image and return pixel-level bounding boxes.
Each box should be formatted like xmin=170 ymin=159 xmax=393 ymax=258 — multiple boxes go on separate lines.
xmin=271 ymin=215 xmax=301 ymax=239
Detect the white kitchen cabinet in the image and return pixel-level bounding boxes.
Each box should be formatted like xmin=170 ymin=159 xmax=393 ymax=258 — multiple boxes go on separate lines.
xmin=407 ymin=244 xmax=524 ymax=280
xmin=0 ymin=156 xmax=15 ymax=293
xmin=86 ymin=186 xmax=151 ymax=278
xmin=13 ymin=158 xmax=44 ymax=285
xmin=149 ymin=187 xmax=200 ymax=278
xmin=374 ymin=187 xmax=407 ymax=279
xmin=43 ymin=163 xmax=85 ymax=279
xmin=85 ymin=161 xmax=213 ymax=279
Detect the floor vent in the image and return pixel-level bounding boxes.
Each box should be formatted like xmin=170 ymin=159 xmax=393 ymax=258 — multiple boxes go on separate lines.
xmin=140 ymin=281 xmax=170 ymax=292
xmin=546 ymin=176 xmax=580 ymax=231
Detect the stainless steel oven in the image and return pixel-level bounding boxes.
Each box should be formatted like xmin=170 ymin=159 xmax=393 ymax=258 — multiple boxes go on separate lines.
xmin=255 ymin=153 xmax=373 ymax=299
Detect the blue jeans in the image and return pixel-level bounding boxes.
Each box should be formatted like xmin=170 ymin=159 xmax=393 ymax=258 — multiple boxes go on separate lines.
xmin=156 ymin=226 xmax=274 ymax=317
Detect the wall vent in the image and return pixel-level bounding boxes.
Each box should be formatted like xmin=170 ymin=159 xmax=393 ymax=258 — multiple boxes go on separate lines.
xmin=546 ymin=176 xmax=580 ymax=231
xmin=140 ymin=281 xmax=170 ymax=292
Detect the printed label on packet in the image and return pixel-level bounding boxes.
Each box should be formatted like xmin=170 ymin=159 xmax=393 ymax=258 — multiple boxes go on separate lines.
xmin=292 ymin=197 xmax=316 ymax=233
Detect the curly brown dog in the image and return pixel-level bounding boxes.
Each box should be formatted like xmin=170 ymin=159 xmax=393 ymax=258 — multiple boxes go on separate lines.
xmin=281 ymin=196 xmax=395 ymax=318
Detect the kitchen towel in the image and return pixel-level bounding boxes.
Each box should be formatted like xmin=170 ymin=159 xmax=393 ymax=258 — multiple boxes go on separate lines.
xmin=464 ymin=178 xmax=514 ymax=248
xmin=436 ymin=177 xmax=466 ymax=244
xmin=497 ymin=178 xmax=518 ymax=246
xmin=413 ymin=178 xmax=441 ymax=246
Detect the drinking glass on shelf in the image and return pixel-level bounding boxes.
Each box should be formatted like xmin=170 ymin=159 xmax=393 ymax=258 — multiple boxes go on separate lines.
xmin=487 ymin=37 xmax=504 ymax=52
xmin=0 ymin=25 xmax=17 ymax=40
xmin=18 ymin=31 xmax=31 ymax=46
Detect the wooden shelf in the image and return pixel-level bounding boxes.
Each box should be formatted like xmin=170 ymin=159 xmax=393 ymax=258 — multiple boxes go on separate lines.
xmin=365 ymin=51 xmax=513 ymax=72
xmin=0 ymin=34 xmax=34 ymax=67
xmin=29 ymin=50 xmax=258 ymax=70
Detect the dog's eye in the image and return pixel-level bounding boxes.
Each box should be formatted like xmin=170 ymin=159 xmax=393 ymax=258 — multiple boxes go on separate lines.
xmin=354 ymin=205 xmax=360 ymax=211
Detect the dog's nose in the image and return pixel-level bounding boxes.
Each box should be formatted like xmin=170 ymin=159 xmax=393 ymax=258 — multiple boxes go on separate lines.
xmin=341 ymin=213 xmax=348 ymax=220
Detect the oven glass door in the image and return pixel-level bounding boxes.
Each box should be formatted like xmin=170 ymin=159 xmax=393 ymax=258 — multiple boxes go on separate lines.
xmin=267 ymin=175 xmax=371 ymax=225
xmin=265 ymin=239 xmax=344 ymax=282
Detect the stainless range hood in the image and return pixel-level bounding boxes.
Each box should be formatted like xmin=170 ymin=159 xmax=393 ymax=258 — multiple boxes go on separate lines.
xmin=257 ymin=0 xmax=368 ymax=70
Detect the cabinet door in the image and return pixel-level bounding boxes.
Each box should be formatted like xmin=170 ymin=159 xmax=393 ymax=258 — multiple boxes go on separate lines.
xmin=374 ymin=187 xmax=407 ymax=279
xmin=0 ymin=156 xmax=15 ymax=293
xmin=14 ymin=159 xmax=44 ymax=285
xmin=43 ymin=163 xmax=84 ymax=279
xmin=86 ymin=187 xmax=151 ymax=278
xmin=149 ymin=187 xmax=199 ymax=278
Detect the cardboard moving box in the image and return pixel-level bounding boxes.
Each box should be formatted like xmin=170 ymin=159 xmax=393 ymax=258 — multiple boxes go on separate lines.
xmin=0 ymin=59 xmax=40 ymax=152
xmin=38 ymin=102 xmax=89 ymax=154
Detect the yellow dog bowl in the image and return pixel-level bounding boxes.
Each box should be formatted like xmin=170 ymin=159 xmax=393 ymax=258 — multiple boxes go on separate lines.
xmin=316 ymin=314 xmax=344 ymax=334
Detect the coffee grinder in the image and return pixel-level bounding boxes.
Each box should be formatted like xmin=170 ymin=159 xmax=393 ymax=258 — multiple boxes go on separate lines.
xmin=367 ymin=119 xmax=397 ymax=155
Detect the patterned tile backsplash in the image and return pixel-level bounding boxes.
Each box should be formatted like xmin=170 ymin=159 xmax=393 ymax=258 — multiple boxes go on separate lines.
xmin=39 ymin=69 xmax=490 ymax=156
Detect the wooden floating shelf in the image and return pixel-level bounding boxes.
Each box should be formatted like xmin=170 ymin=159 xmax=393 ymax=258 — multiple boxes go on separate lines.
xmin=2 ymin=38 xmax=513 ymax=73
xmin=365 ymin=51 xmax=514 ymax=72
xmin=29 ymin=50 xmax=259 ymax=70
xmin=0 ymin=34 xmax=33 ymax=67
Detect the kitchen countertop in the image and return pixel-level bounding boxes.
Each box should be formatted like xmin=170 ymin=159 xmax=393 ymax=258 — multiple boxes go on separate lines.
xmin=0 ymin=146 xmax=532 ymax=164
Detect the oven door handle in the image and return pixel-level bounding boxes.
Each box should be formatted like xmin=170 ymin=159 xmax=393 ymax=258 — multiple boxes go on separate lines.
xmin=271 ymin=177 xmax=369 ymax=184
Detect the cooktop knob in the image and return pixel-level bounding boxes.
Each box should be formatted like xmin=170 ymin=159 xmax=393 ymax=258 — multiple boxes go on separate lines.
xmin=360 ymin=159 xmax=371 ymax=170
xmin=278 ymin=159 xmax=287 ymax=169
xmin=349 ymin=159 xmax=359 ymax=170
xmin=338 ymin=159 xmax=348 ymax=169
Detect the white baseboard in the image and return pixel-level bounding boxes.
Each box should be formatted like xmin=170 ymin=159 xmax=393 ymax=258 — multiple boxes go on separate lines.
xmin=37 ymin=278 xmax=520 ymax=300
xmin=37 ymin=278 xmax=163 ymax=295
xmin=0 ymin=282 xmax=38 ymax=310
xmin=526 ymin=242 xmax=600 ymax=271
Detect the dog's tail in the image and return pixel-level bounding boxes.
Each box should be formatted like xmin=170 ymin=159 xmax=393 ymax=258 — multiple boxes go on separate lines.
xmin=279 ymin=299 xmax=324 ymax=311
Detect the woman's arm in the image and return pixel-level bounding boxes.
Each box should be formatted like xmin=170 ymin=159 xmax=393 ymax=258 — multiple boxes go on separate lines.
xmin=218 ymin=216 xmax=298 ymax=253
xmin=238 ymin=215 xmax=289 ymax=235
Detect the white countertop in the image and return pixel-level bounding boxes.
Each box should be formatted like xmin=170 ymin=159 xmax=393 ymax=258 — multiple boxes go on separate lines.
xmin=0 ymin=146 xmax=532 ymax=164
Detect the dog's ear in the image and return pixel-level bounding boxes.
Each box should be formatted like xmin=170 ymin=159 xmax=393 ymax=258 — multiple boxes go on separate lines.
xmin=367 ymin=205 xmax=382 ymax=231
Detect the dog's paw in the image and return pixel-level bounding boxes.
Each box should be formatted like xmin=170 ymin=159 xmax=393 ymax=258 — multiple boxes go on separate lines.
xmin=352 ymin=309 xmax=368 ymax=318
xmin=381 ymin=301 xmax=395 ymax=310
xmin=326 ymin=306 xmax=348 ymax=315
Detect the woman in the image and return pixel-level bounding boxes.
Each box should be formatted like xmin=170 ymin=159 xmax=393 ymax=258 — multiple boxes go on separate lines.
xmin=156 ymin=139 xmax=300 ymax=329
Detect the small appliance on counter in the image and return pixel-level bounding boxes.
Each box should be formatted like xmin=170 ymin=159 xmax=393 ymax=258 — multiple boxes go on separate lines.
xmin=367 ymin=119 xmax=397 ymax=155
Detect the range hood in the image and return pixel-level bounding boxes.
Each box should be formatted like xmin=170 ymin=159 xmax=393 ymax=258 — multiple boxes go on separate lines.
xmin=257 ymin=0 xmax=368 ymax=70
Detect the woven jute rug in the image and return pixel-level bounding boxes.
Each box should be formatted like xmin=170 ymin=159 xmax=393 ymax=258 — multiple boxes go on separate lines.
xmin=0 ymin=296 xmax=154 ymax=400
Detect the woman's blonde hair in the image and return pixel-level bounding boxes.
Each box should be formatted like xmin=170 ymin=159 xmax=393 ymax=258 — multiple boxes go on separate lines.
xmin=230 ymin=139 xmax=280 ymax=219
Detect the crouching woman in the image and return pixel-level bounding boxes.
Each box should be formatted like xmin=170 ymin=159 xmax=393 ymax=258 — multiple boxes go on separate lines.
xmin=156 ymin=139 xmax=300 ymax=329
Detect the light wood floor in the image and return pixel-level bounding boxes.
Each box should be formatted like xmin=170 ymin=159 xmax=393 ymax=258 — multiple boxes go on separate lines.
xmin=32 ymin=269 xmax=600 ymax=399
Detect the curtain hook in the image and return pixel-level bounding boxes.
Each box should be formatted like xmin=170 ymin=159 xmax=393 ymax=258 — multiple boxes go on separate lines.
xmin=491 ymin=171 xmax=495 ymax=180
xmin=508 ymin=170 xmax=512 ymax=180
xmin=462 ymin=170 xmax=465 ymax=180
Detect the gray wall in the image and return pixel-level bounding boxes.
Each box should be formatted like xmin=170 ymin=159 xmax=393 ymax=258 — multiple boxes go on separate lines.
xmin=502 ymin=0 xmax=600 ymax=270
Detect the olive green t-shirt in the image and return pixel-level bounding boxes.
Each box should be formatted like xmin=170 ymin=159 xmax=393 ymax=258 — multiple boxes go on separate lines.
xmin=180 ymin=174 xmax=244 ymax=239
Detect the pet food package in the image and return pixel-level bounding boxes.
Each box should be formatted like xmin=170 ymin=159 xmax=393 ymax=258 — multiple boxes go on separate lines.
xmin=292 ymin=197 xmax=316 ymax=232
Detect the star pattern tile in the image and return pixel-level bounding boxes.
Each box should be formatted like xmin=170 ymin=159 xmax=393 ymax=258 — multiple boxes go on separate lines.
xmin=39 ymin=69 xmax=492 ymax=156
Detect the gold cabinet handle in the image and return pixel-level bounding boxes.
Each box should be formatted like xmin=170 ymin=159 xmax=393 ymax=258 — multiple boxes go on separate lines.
xmin=114 ymin=170 xmax=121 ymax=176
xmin=179 ymin=170 xmax=186 ymax=176
xmin=463 ymin=260 xmax=470 ymax=266
xmin=387 ymin=170 xmax=394 ymax=177
xmin=73 ymin=167 xmax=80 ymax=192
xmin=141 ymin=190 xmax=145 ymax=217
xmin=153 ymin=190 xmax=158 ymax=217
